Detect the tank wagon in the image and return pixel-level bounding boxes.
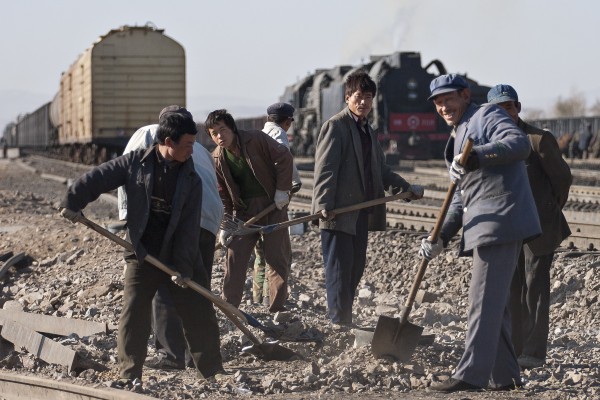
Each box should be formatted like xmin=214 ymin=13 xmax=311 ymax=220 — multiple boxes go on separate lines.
xmin=270 ymin=52 xmax=491 ymax=160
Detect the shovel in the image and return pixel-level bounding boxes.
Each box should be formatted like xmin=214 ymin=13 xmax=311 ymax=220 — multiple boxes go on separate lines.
xmin=70 ymin=214 xmax=301 ymax=361
xmin=371 ymin=139 xmax=474 ymax=362
xmin=228 ymin=191 xmax=415 ymax=237
xmin=216 ymin=202 xmax=277 ymax=250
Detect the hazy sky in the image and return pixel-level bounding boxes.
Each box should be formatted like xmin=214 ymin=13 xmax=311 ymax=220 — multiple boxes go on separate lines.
xmin=2 ymin=0 xmax=598 ymax=130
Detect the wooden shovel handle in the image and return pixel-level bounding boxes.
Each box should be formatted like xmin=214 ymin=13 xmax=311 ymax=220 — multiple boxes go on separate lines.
xmin=400 ymin=139 xmax=475 ymax=324
xmin=73 ymin=214 xmax=264 ymax=345
xmin=261 ymin=191 xmax=414 ymax=234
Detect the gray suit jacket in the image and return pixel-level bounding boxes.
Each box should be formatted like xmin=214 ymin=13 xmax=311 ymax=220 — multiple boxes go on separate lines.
xmin=440 ymin=103 xmax=541 ymax=252
xmin=311 ymin=107 xmax=411 ymax=235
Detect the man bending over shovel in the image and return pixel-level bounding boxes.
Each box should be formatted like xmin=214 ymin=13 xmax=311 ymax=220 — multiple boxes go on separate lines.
xmin=60 ymin=107 xmax=226 ymax=384
xmin=206 ymin=109 xmax=294 ymax=313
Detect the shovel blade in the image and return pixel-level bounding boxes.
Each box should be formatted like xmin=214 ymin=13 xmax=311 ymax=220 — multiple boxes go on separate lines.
xmin=371 ymin=315 xmax=424 ymax=362
xmin=242 ymin=341 xmax=302 ymax=361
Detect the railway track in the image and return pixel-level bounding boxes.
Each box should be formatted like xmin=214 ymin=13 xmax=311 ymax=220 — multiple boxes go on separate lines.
xmin=0 ymin=371 xmax=152 ymax=400
xmin=295 ymin=170 xmax=600 ymax=251
xmin=14 ymin=156 xmax=600 ymax=251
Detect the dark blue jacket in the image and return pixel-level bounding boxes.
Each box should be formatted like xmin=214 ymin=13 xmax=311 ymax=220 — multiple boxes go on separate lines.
xmin=62 ymin=145 xmax=202 ymax=277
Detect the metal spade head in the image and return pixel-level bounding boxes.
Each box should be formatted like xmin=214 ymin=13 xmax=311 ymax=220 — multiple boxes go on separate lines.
xmin=371 ymin=315 xmax=424 ymax=362
xmin=241 ymin=340 xmax=303 ymax=361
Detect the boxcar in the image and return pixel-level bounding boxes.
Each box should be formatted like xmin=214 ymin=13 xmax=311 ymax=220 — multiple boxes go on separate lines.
xmin=15 ymin=102 xmax=56 ymax=149
xmin=56 ymin=24 xmax=186 ymax=163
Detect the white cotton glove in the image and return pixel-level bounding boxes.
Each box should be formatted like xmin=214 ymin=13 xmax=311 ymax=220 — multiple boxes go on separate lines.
xmin=171 ymin=272 xmax=190 ymax=288
xmin=274 ymin=189 xmax=290 ymax=210
xmin=60 ymin=207 xmax=82 ymax=223
xmin=408 ymin=184 xmax=425 ymax=200
xmin=419 ymin=236 xmax=444 ymax=260
xmin=449 ymin=154 xmax=467 ymax=183
xmin=218 ymin=229 xmax=232 ymax=248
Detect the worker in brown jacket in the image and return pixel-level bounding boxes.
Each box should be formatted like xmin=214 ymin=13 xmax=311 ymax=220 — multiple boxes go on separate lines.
xmin=206 ymin=109 xmax=293 ymax=312
xmin=487 ymin=84 xmax=572 ymax=369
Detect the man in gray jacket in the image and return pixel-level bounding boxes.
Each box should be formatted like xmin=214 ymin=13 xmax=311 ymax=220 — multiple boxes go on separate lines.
xmin=60 ymin=108 xmax=224 ymax=383
xmin=487 ymin=84 xmax=572 ymax=369
xmin=420 ymin=75 xmax=541 ymax=392
xmin=312 ymin=70 xmax=424 ymax=326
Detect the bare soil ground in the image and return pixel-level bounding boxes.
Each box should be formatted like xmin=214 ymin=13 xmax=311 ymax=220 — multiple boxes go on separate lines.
xmin=0 ymin=157 xmax=599 ymax=399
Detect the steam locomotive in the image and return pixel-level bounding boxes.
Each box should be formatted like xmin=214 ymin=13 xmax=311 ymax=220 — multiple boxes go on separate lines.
xmin=240 ymin=52 xmax=491 ymax=161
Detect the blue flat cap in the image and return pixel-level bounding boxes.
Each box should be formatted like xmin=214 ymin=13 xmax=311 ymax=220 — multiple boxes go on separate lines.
xmin=267 ymin=102 xmax=295 ymax=118
xmin=428 ymin=74 xmax=469 ymax=100
xmin=487 ymin=84 xmax=519 ymax=104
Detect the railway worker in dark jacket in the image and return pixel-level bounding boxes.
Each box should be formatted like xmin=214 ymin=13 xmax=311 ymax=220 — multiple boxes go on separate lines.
xmin=252 ymin=102 xmax=302 ymax=305
xmin=206 ymin=109 xmax=294 ymax=312
xmin=487 ymin=84 xmax=572 ymax=369
xmin=419 ymin=74 xmax=541 ymax=392
xmin=117 ymin=109 xmax=224 ymax=371
xmin=59 ymin=108 xmax=225 ymax=383
xmin=311 ymin=70 xmax=424 ymax=326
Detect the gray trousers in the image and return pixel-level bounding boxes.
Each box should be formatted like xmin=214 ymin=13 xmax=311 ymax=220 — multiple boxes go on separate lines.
xmin=453 ymin=241 xmax=522 ymax=388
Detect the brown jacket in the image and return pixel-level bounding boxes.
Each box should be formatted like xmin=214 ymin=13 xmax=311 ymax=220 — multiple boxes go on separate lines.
xmin=212 ymin=129 xmax=293 ymax=215
xmin=311 ymin=107 xmax=411 ymax=235
xmin=519 ymin=119 xmax=572 ymax=255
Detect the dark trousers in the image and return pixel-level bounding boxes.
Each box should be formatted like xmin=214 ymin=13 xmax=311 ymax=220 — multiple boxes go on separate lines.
xmin=118 ymin=251 xmax=222 ymax=380
xmin=510 ymin=246 xmax=553 ymax=360
xmin=320 ymin=210 xmax=368 ymax=324
xmin=152 ymin=229 xmax=216 ymax=366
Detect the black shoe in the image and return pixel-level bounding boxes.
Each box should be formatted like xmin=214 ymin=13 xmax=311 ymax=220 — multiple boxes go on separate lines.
xmin=144 ymin=357 xmax=185 ymax=371
xmin=430 ymin=378 xmax=482 ymax=392
xmin=489 ymin=380 xmax=523 ymax=391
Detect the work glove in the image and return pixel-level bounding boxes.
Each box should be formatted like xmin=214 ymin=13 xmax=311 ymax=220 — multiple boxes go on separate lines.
xmin=171 ymin=272 xmax=190 ymax=288
xmin=60 ymin=207 xmax=83 ymax=223
xmin=419 ymin=236 xmax=444 ymax=260
xmin=449 ymin=151 xmax=479 ymax=183
xmin=319 ymin=209 xmax=336 ymax=221
xmin=407 ymin=184 xmax=425 ymax=200
xmin=449 ymin=154 xmax=467 ymax=183
xmin=291 ymin=181 xmax=302 ymax=194
xmin=274 ymin=189 xmax=290 ymax=210
xmin=218 ymin=229 xmax=232 ymax=248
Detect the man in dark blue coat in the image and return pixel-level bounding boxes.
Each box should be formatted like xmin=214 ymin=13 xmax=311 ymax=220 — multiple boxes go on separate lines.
xmin=60 ymin=107 xmax=225 ymax=383
xmin=419 ymin=74 xmax=541 ymax=392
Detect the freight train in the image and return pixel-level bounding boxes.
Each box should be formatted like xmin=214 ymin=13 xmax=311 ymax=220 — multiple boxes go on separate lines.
xmin=238 ymin=51 xmax=491 ymax=161
xmin=3 ymin=24 xmax=186 ymax=164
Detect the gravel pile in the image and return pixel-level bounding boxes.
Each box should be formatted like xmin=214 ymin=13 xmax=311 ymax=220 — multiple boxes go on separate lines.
xmin=1 ymin=158 xmax=599 ymax=399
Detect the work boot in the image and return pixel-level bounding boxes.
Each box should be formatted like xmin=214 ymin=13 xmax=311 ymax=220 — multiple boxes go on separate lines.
xmin=144 ymin=352 xmax=184 ymax=370
xmin=429 ymin=378 xmax=482 ymax=392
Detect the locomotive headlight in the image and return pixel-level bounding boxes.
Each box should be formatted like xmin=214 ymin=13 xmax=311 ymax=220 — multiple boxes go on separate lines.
xmin=407 ymin=79 xmax=418 ymax=90
xmin=408 ymin=91 xmax=418 ymax=100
